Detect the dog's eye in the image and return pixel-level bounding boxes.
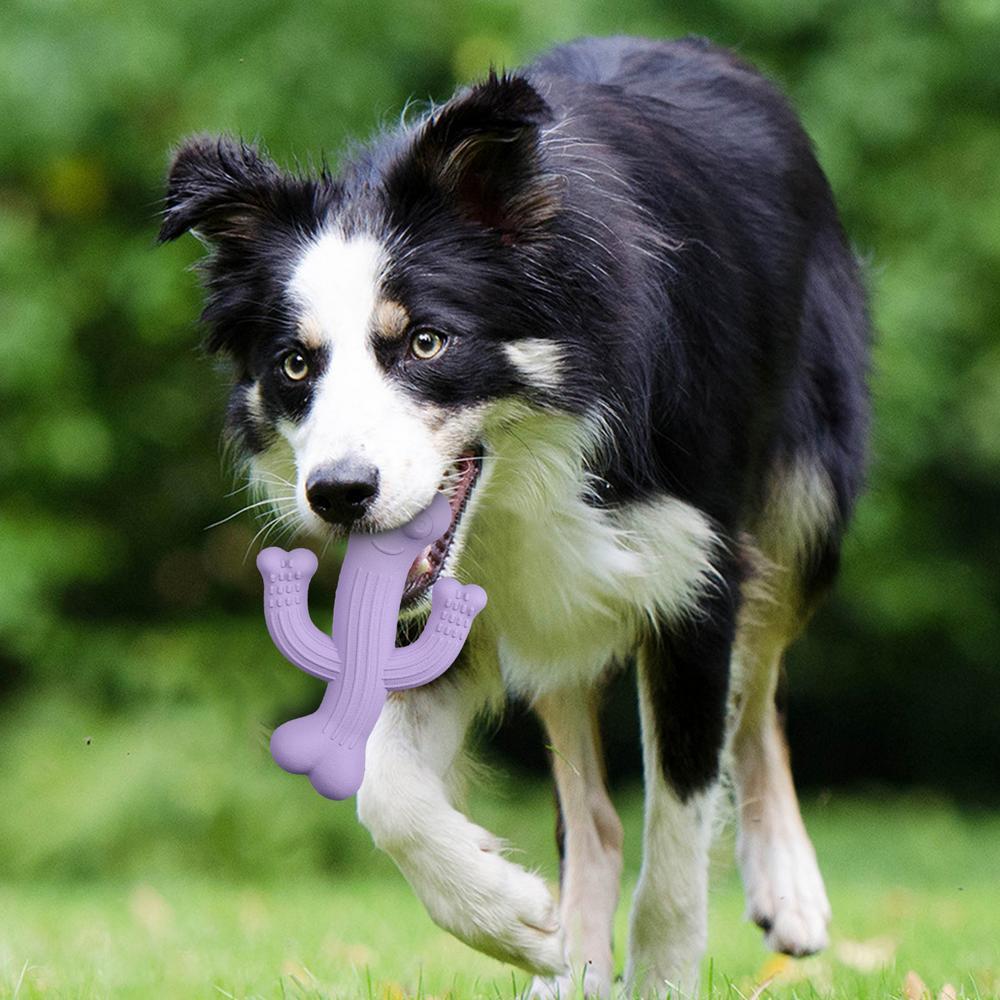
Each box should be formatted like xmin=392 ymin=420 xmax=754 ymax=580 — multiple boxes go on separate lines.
xmin=409 ymin=329 xmax=447 ymax=361
xmin=282 ymin=351 xmax=310 ymax=381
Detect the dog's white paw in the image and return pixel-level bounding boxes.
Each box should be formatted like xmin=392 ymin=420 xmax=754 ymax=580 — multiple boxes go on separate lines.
xmin=739 ymin=829 xmax=831 ymax=956
xmin=763 ymin=896 xmax=830 ymax=957
xmin=462 ymin=863 xmax=565 ymax=973
xmin=400 ymin=836 xmax=566 ymax=975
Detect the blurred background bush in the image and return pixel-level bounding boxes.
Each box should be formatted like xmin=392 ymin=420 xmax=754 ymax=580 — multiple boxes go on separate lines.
xmin=1 ymin=0 xmax=998 ymax=881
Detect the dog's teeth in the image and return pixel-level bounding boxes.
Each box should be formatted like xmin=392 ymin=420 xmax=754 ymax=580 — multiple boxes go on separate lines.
xmin=413 ymin=557 xmax=432 ymax=576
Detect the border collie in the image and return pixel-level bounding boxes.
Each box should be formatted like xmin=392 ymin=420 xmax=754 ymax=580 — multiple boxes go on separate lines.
xmin=160 ymin=35 xmax=869 ymax=997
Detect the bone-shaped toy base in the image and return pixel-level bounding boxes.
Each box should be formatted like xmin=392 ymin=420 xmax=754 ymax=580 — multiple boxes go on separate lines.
xmin=270 ymin=691 xmax=368 ymax=801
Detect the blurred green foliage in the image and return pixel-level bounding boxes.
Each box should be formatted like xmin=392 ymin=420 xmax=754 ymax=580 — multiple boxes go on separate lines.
xmin=1 ymin=0 xmax=999 ymax=880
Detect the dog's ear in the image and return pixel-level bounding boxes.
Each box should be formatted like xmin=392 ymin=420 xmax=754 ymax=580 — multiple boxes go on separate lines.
xmin=158 ymin=135 xmax=283 ymax=244
xmin=391 ymin=71 xmax=560 ymax=239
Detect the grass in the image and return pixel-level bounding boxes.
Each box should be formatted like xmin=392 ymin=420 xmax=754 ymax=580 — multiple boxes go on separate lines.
xmin=1 ymin=786 xmax=998 ymax=999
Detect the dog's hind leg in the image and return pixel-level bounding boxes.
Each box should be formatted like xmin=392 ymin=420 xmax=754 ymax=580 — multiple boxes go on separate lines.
xmin=729 ymin=563 xmax=831 ymax=957
xmin=356 ymin=666 xmax=568 ymax=977
xmin=529 ymin=684 xmax=623 ymax=999
xmin=625 ymin=562 xmax=741 ymax=998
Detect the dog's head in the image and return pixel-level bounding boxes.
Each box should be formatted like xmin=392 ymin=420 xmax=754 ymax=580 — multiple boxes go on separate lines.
xmin=161 ymin=73 xmax=607 ymax=602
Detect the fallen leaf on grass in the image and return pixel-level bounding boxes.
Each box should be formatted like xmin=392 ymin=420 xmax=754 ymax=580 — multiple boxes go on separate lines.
xmin=756 ymin=954 xmax=793 ymax=981
xmin=835 ymin=935 xmax=897 ymax=972
xmin=748 ymin=953 xmax=791 ymax=996
xmin=321 ymin=931 xmax=376 ymax=966
xmin=904 ymin=970 xmax=931 ymax=1000
xmin=17 ymin=963 xmax=55 ymax=994
xmin=129 ymin=884 xmax=173 ymax=936
xmin=748 ymin=954 xmax=833 ymax=996
xmin=237 ymin=890 xmax=269 ymax=936
xmin=281 ymin=959 xmax=317 ymax=985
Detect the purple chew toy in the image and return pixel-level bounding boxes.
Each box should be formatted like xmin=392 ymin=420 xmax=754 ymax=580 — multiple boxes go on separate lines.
xmin=255 ymin=492 xmax=486 ymax=800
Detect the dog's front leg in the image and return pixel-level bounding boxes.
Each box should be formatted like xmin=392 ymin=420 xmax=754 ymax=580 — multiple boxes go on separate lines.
xmin=357 ymin=671 xmax=567 ymax=976
xmin=626 ymin=565 xmax=740 ymax=998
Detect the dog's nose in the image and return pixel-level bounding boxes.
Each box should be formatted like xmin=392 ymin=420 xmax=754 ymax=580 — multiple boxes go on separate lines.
xmin=306 ymin=460 xmax=380 ymax=528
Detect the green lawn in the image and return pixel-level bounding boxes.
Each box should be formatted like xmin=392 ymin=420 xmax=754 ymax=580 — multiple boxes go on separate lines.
xmin=2 ymin=789 xmax=998 ymax=999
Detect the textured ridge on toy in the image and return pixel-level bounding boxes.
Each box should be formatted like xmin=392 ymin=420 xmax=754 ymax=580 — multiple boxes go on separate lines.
xmin=256 ymin=492 xmax=487 ymax=800
xmin=258 ymin=548 xmax=341 ymax=680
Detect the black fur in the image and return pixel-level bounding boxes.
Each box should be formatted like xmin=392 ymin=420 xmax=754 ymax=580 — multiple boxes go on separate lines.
xmin=641 ymin=554 xmax=742 ymax=801
xmin=159 ymin=137 xmax=340 ymax=364
xmin=161 ymin=34 xmax=869 ymax=799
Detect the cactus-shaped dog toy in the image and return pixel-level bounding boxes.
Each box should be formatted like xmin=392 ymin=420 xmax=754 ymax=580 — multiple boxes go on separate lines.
xmin=256 ymin=492 xmax=486 ymax=800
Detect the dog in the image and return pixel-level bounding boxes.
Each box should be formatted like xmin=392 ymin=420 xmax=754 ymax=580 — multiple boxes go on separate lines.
xmin=159 ymin=34 xmax=869 ymax=997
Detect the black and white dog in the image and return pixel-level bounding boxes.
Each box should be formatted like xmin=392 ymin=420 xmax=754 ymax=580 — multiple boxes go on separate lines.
xmin=160 ymin=35 xmax=868 ymax=997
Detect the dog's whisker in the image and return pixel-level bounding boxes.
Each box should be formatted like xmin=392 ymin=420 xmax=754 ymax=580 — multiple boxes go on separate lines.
xmin=250 ymin=472 xmax=297 ymax=490
xmin=204 ymin=495 xmax=298 ymax=531
xmin=224 ymin=481 xmax=259 ymax=498
xmin=242 ymin=507 xmax=303 ymax=563
xmin=319 ymin=532 xmax=336 ymax=561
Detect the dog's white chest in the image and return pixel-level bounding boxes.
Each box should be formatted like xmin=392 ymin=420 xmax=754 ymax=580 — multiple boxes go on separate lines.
xmin=461 ymin=465 xmax=721 ymax=698
xmin=476 ymin=505 xmax=640 ymax=695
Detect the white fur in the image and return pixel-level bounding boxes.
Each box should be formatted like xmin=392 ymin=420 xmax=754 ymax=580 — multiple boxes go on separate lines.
xmin=757 ymin=457 xmax=838 ymax=567
xmin=626 ymin=650 xmax=719 ymax=997
xmin=734 ymin=734 xmax=832 ymax=957
xmin=285 ymin=230 xmax=478 ymax=531
xmin=504 ymin=339 xmax=567 ymax=394
xmin=357 ymin=678 xmax=567 ymax=976
xmin=728 ymin=618 xmax=831 ymax=957
xmin=626 ymin=786 xmax=717 ymax=997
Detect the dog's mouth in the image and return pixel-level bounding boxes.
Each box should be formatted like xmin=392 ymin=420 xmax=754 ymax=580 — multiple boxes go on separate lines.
xmin=401 ymin=446 xmax=483 ymax=606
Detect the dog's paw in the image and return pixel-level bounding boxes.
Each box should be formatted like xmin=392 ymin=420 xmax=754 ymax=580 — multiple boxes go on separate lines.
xmin=740 ymin=830 xmax=831 ymax=956
xmin=402 ymin=837 xmax=566 ymax=976
xmin=460 ymin=860 xmax=565 ymax=975
xmin=762 ymin=897 xmax=830 ymax=957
